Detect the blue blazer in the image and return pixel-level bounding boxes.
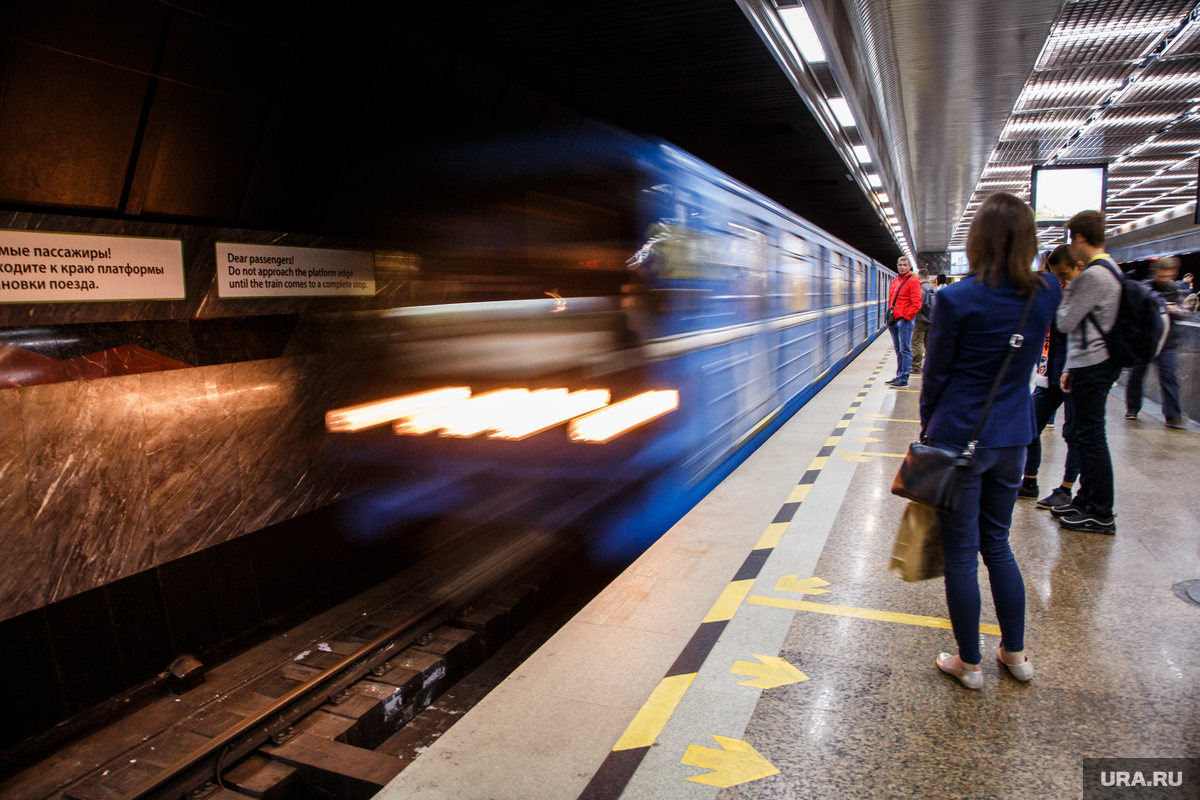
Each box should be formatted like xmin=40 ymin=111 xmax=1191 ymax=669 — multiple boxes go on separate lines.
xmin=920 ymin=274 xmax=1061 ymax=449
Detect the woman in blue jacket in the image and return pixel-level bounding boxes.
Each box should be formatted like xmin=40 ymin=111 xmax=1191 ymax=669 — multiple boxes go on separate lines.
xmin=920 ymin=193 xmax=1060 ymax=688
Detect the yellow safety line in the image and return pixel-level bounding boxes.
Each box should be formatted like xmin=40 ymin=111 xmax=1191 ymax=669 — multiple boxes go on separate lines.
xmin=612 ymin=673 xmax=696 ymax=750
xmin=807 ymin=456 xmax=829 ymax=471
xmin=824 ymin=435 xmax=842 ymax=447
xmin=703 ymin=580 xmax=755 ymax=623
xmin=865 ymin=416 xmax=920 ymax=423
xmin=747 ymin=596 xmax=1002 ymax=636
xmin=754 ymin=522 xmax=790 ymax=550
xmin=787 ymin=484 xmax=813 ymax=503
xmin=833 ymin=450 xmax=908 ymax=458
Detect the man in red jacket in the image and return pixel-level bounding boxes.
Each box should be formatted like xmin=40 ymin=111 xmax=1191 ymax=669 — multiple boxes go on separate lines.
xmin=886 ymin=256 xmax=923 ymax=387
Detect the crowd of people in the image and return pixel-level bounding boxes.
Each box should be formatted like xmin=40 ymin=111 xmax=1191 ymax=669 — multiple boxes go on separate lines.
xmin=882 ymin=194 xmax=1194 ymax=689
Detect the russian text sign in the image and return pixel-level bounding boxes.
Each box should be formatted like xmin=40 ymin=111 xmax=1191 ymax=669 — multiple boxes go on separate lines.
xmin=216 ymin=243 xmax=375 ymax=298
xmin=0 ymin=230 xmax=184 ymax=303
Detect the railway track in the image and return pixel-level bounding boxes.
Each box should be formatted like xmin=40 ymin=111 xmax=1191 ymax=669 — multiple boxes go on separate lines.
xmin=3 ymin=516 xmax=591 ymax=800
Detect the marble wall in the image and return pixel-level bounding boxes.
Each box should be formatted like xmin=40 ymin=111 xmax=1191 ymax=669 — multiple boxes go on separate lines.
xmin=0 ymin=353 xmax=371 ymax=623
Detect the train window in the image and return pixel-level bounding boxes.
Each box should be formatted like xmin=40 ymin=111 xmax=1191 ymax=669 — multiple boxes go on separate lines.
xmin=780 ymin=233 xmax=813 ymax=312
xmin=725 ymin=222 xmax=768 ymax=320
xmin=829 ymin=253 xmax=848 ymax=307
xmin=854 ymin=261 xmax=865 ymax=302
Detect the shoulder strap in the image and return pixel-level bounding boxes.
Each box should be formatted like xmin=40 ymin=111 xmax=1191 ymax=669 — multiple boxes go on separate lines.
xmin=888 ymin=273 xmax=910 ymax=310
xmin=964 ymin=293 xmax=1037 ymax=456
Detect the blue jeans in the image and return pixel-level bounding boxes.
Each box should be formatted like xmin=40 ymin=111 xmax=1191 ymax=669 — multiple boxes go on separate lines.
xmin=1126 ymin=347 xmax=1180 ymax=420
xmin=935 ymin=443 xmax=1027 ymax=664
xmin=889 ymin=317 xmax=914 ymax=382
xmin=1025 ymin=385 xmax=1080 ymax=483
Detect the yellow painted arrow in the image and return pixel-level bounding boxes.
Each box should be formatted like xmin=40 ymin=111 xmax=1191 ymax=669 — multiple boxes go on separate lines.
xmin=852 ymin=436 xmax=882 ymax=443
xmin=843 ymin=454 xmax=871 ymax=462
xmin=730 ymin=654 xmax=808 ymax=689
xmin=775 ymin=575 xmax=830 ymax=595
xmin=855 ymin=426 xmax=885 ymax=432
xmin=682 ymin=735 xmax=780 ymax=787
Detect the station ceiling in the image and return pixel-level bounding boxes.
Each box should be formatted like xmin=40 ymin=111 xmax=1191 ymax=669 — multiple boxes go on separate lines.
xmin=0 ymin=0 xmax=903 ymax=265
xmin=950 ymin=0 xmax=1200 ymax=251
xmin=1 ymin=1 xmax=1191 ymax=268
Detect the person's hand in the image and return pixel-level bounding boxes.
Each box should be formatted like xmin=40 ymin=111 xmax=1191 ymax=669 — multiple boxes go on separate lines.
xmin=1060 ymin=370 xmax=1071 ymax=393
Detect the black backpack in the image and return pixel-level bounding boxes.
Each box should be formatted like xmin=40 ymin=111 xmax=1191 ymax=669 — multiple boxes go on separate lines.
xmin=1085 ymin=258 xmax=1170 ymax=368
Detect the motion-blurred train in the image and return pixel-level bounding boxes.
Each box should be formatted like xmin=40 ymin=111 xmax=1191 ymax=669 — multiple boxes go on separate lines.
xmin=320 ymin=128 xmax=897 ymax=563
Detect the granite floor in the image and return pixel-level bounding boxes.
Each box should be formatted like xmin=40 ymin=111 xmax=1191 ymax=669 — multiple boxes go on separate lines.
xmin=720 ymin=362 xmax=1200 ymax=800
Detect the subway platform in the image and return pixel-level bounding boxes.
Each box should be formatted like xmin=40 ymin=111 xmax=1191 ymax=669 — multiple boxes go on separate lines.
xmin=377 ymin=336 xmax=1200 ymax=800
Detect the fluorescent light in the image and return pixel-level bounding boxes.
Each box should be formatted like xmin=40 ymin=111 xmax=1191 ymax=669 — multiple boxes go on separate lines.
xmin=867 ymin=173 xmax=883 ymax=188
xmin=569 ymin=391 xmax=680 ymax=443
xmin=1094 ymin=115 xmax=1178 ymax=127
xmin=779 ymin=6 xmax=827 ymax=63
xmin=489 ymin=389 xmax=610 ymax=441
xmin=395 ymin=389 xmax=528 ymax=436
xmin=326 ymin=387 xmax=471 ymax=432
xmin=876 ymin=193 xmax=889 ymax=202
xmin=827 ymin=97 xmax=856 ymax=128
xmin=852 ymin=145 xmax=871 ymax=164
xmin=883 ymin=206 xmax=895 ymax=215
xmin=1021 ymin=79 xmax=1124 ymax=99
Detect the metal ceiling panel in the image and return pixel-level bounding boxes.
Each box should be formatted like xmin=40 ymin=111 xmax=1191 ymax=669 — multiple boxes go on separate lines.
xmin=951 ymin=0 xmax=1200 ymax=247
xmin=803 ymin=0 xmax=1060 ymax=252
xmin=1036 ymin=30 xmax=1168 ymax=70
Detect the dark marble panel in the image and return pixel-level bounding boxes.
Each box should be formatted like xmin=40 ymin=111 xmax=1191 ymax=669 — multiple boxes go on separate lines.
xmin=104 ymin=569 xmax=174 ymax=686
xmin=0 ymin=43 xmax=149 ymax=209
xmin=159 ymin=9 xmax=287 ymax=103
xmin=0 ymin=608 xmax=66 ymax=750
xmin=233 ymin=357 xmax=319 ymax=533
xmin=247 ymin=518 xmax=304 ymax=620
xmin=44 ymin=587 xmax=125 ymax=715
xmin=15 ymin=0 xmax=170 ymax=73
xmin=141 ymin=364 xmax=246 ymax=562
xmin=190 ymin=315 xmax=298 ymax=366
xmin=158 ymin=550 xmax=220 ymax=657
xmin=22 ymin=374 xmax=155 ymax=604
xmin=0 ymin=387 xmax=45 ymax=621
xmin=205 ymin=534 xmax=264 ymax=643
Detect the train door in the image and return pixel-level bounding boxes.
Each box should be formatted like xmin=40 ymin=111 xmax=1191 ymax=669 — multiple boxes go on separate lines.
xmin=779 ymin=232 xmax=822 ymax=395
xmin=726 ymin=219 xmax=771 ymax=433
xmin=817 ymin=245 xmax=831 ymax=374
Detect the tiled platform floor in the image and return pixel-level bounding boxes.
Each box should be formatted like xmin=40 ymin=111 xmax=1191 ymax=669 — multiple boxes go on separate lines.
xmin=722 ymin=362 xmax=1200 ymax=800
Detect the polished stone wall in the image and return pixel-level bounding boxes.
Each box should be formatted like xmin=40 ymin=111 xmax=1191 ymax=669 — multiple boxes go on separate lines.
xmin=0 ymin=353 xmax=372 ymax=623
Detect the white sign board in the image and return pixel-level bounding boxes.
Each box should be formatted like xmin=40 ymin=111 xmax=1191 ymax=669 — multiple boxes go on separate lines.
xmin=216 ymin=243 xmax=375 ymax=298
xmin=0 ymin=230 xmax=184 ymax=303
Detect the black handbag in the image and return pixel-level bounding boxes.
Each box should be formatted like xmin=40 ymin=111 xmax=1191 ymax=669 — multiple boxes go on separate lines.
xmin=890 ymin=294 xmax=1036 ymax=512
xmin=884 ymin=273 xmax=910 ymax=327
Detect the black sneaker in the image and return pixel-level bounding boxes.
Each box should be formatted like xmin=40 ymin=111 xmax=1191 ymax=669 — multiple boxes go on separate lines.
xmin=1017 ymin=480 xmax=1039 ymax=499
xmin=1036 ymin=487 xmax=1072 ymax=509
xmin=1050 ymin=501 xmax=1084 ymax=518
xmin=1166 ymin=417 xmax=1186 ymax=429
xmin=1125 ymin=411 xmax=1138 ymax=420
xmin=890 ymin=382 xmax=908 ymax=388
xmin=884 ymin=377 xmax=901 ymax=386
xmin=1058 ymin=511 xmax=1116 ymax=535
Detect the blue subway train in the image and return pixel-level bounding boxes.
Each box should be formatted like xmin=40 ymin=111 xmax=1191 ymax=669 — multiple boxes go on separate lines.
xmin=333 ymin=132 xmax=897 ymax=562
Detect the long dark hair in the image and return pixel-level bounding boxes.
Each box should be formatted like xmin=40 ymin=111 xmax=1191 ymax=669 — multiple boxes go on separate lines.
xmin=966 ymin=193 xmax=1042 ymax=297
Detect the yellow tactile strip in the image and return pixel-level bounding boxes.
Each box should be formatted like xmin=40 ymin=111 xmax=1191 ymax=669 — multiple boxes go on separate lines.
xmin=574 ymin=354 xmax=890 ymax=800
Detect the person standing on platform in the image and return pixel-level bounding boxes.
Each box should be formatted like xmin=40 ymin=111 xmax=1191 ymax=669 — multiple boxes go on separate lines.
xmin=1019 ymin=245 xmax=1082 ymax=507
xmin=1126 ymin=256 xmax=1186 ymax=429
xmin=885 ymin=256 xmax=922 ymax=387
xmin=921 ymin=193 xmax=1060 ymax=689
xmin=1178 ymin=272 xmax=1194 ymax=295
xmin=910 ymin=268 xmax=937 ymax=374
xmin=1053 ymin=210 xmax=1121 ymax=535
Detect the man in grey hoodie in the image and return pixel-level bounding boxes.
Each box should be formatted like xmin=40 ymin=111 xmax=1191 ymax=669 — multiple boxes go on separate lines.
xmin=1052 ymin=210 xmax=1121 ymax=535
